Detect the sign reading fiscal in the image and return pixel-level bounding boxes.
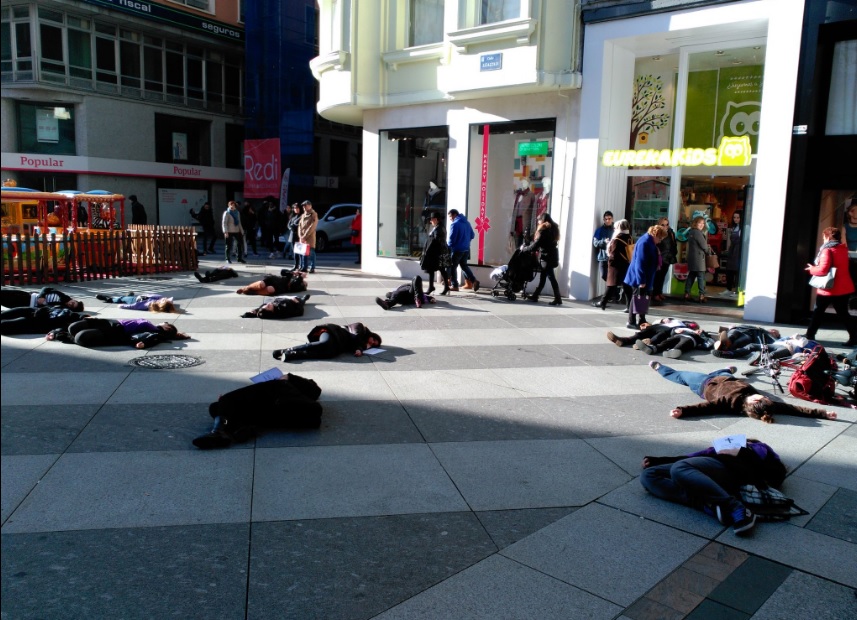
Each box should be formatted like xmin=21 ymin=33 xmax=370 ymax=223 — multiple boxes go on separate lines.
xmin=518 ymin=141 xmax=550 ymax=157
xmin=602 ymin=136 xmax=752 ymax=167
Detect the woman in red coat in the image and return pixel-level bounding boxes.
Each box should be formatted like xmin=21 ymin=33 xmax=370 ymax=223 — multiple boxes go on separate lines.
xmin=805 ymin=227 xmax=856 ymax=346
xmin=351 ymin=209 xmax=362 ymax=264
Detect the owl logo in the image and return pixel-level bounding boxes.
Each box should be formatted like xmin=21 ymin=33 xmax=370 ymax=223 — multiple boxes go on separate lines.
xmin=718 ymin=101 xmax=760 ymax=144
xmin=717 ymin=135 xmax=752 ymax=166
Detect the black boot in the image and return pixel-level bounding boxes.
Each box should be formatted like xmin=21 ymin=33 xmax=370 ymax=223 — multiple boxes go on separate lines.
xmin=192 ymin=416 xmax=234 ymax=450
xmin=549 ymin=297 xmax=562 ymax=306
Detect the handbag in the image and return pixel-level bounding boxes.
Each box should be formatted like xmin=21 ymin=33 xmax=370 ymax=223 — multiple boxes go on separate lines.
xmin=738 ymin=484 xmax=809 ymax=521
xmin=293 ymin=241 xmax=311 ymax=256
xmin=706 ymin=253 xmax=719 ymax=269
xmin=809 ymin=267 xmax=836 ymax=290
xmin=630 ymin=287 xmax=650 ymax=315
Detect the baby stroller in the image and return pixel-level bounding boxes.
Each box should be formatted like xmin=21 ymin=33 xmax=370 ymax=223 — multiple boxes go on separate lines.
xmin=491 ymin=246 xmax=540 ymax=301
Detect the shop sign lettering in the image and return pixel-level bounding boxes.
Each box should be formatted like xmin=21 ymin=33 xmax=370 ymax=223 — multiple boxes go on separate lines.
xmin=20 ymin=156 xmax=65 ymax=169
xmin=602 ymin=136 xmax=752 ymax=167
xmin=243 ymin=139 xmax=281 ymax=198
xmin=173 ymin=166 xmax=201 ymax=177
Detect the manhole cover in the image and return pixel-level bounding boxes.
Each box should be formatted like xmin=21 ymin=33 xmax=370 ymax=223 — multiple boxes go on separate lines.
xmin=129 ymin=354 xmax=205 ymax=369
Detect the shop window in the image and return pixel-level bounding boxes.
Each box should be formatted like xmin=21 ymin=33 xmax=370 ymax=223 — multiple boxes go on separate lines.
xmin=378 ymin=128 xmax=449 ymax=259
xmin=17 ymin=102 xmax=76 ymax=155
xmin=155 ymin=113 xmax=211 ymax=166
xmin=825 ymin=39 xmax=857 ymax=135
xmin=410 ymin=0 xmax=444 ymax=47
xmin=465 ymin=119 xmax=555 ymax=267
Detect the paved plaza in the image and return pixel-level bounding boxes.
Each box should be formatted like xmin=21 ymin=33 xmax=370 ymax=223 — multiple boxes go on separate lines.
xmin=2 ymin=252 xmax=855 ymax=619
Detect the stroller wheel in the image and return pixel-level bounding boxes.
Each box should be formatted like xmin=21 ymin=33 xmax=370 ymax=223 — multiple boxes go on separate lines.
xmin=492 ymin=290 xmax=499 ymax=297
xmin=507 ymin=292 xmax=516 ymax=301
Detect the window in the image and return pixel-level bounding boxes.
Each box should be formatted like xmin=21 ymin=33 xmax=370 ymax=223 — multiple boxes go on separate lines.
xmin=410 ymin=0 xmax=444 ymax=47
xmin=481 ymin=0 xmax=519 ymax=24
xmin=67 ymin=27 xmax=91 ymax=79
xmin=39 ymin=22 xmax=64 ymax=76
xmin=169 ymin=0 xmax=213 ymax=11
xmin=825 ymin=39 xmax=857 ymax=135
xmin=166 ymin=44 xmax=184 ymax=97
xmin=120 ymin=36 xmax=141 ymax=89
xmin=155 ymin=113 xmax=211 ymax=165
xmin=17 ymin=102 xmax=76 ymax=155
xmin=330 ymin=139 xmax=348 ymax=176
xmin=206 ymin=53 xmax=223 ymax=107
xmin=378 ymin=127 xmax=449 ymax=259
xmin=143 ymin=40 xmax=163 ymax=94
xmin=95 ymin=34 xmax=116 ymax=83
xmin=186 ymin=46 xmax=203 ymax=104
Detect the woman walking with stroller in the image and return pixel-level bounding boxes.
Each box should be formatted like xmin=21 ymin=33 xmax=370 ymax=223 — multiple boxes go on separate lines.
xmin=525 ymin=212 xmax=562 ymax=305
xmin=420 ymin=212 xmax=451 ymax=295
xmin=597 ymin=219 xmax=632 ymax=310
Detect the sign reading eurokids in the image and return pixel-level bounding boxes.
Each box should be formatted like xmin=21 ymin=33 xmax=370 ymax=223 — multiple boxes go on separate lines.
xmin=244 ymin=139 xmax=281 ymax=198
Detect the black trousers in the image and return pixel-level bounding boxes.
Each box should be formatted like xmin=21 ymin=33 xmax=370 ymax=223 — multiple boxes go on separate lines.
xmin=0 ymin=289 xmax=33 ymax=308
xmin=806 ymin=293 xmax=856 ymax=341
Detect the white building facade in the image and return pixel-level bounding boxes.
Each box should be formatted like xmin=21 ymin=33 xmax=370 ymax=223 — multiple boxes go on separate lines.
xmin=313 ymin=0 xmax=807 ymax=322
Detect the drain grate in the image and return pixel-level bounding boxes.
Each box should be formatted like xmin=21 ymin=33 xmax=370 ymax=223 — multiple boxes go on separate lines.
xmin=129 ymin=354 xmax=205 ymax=369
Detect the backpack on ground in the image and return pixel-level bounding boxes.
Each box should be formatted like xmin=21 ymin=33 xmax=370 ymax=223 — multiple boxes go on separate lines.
xmin=787 ymin=345 xmax=838 ymax=404
xmin=738 ymin=484 xmax=809 ymax=521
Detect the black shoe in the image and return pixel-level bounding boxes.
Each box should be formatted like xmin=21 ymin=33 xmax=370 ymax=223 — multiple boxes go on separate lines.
xmin=238 ymin=259 xmax=247 ymax=264
xmin=193 ymin=272 xmax=205 ymax=283
xmin=298 ymin=294 xmax=311 ymax=305
xmin=591 ymin=300 xmax=604 ymax=307
xmin=472 ymin=280 xmax=480 ymax=292
xmin=375 ymin=297 xmax=391 ymax=310
xmin=309 ymin=268 xmax=315 ymax=273
xmin=191 ymin=416 xmax=233 ymax=450
xmin=548 ymin=299 xmax=562 ymax=306
xmin=96 ymin=294 xmax=111 ymax=301
xmin=626 ymin=322 xmax=639 ymax=330
xmin=528 ymin=296 xmax=539 ymax=303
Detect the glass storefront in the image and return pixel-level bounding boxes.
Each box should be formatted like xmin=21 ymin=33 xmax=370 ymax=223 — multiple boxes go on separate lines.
xmin=613 ymin=43 xmax=766 ymax=305
xmin=378 ymin=127 xmax=448 ymax=259
xmin=464 ymin=119 xmax=555 ymax=267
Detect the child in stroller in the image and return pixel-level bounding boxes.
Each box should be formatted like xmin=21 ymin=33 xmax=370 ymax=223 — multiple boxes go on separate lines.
xmin=491 ymin=246 xmax=540 ymax=301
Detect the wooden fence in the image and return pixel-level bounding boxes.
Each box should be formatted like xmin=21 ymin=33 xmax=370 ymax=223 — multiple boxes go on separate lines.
xmin=1 ymin=226 xmax=197 ymax=285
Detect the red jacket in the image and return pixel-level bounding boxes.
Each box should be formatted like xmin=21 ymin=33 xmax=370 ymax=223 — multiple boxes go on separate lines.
xmin=808 ymin=242 xmax=855 ymax=297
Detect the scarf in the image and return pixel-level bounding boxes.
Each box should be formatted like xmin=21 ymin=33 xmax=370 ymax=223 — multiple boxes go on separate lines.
xmin=814 ymin=240 xmax=839 ymax=265
xmin=228 ymin=209 xmax=240 ymax=226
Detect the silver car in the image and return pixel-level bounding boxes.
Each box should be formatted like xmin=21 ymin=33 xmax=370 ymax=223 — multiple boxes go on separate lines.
xmin=314 ymin=203 xmax=361 ymax=252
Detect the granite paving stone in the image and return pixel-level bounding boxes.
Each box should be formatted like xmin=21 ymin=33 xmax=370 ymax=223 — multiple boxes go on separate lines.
xmin=248 ymin=513 xmax=496 ymax=620
xmin=374 ymin=554 xmax=623 ymax=620
xmin=2 ymin=450 xmax=254 ymax=533
xmin=706 ymin=556 xmax=792 ymax=614
xmin=251 ymin=444 xmax=469 ymax=521
xmin=1 ymin=455 xmax=57 ymax=522
xmin=1 ymin=405 xmax=100 ymax=456
xmin=502 ymin=503 xmax=707 ymax=606
xmin=474 ymin=507 xmax=578 ymax=550
xmin=805 ymin=487 xmax=857 ymax=543
xmin=0 ymin=524 xmax=251 ymax=620
xmin=432 ymin=439 xmax=631 ymax=510
xmin=750 ymin=570 xmax=857 ymax=620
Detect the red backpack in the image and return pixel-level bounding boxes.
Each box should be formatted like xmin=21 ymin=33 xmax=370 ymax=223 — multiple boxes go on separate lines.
xmin=788 ymin=346 xmax=838 ymax=404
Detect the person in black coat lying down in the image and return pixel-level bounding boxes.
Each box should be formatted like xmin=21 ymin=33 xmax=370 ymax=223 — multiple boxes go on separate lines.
xmin=241 ymin=295 xmax=311 ymax=319
xmin=0 ymin=306 xmax=89 ymax=335
xmin=192 ymin=373 xmax=323 ymax=449
xmin=375 ymin=276 xmax=435 ymax=310
xmin=193 ymin=267 xmax=239 ymax=283
xmin=273 ymin=322 xmax=381 ymax=362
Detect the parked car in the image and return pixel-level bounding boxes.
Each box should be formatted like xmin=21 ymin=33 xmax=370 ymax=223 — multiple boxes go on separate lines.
xmin=314 ymin=203 xmax=360 ymax=252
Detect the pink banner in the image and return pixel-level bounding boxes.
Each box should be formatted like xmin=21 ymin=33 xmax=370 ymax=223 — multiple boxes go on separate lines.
xmin=474 ymin=125 xmax=492 ymax=264
xmin=244 ymin=139 xmax=281 ymax=198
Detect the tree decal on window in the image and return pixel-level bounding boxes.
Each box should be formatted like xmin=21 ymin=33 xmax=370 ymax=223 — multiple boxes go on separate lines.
xmin=630 ymin=74 xmax=670 ymax=149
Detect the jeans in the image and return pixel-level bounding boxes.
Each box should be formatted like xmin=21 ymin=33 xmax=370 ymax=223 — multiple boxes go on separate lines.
xmin=299 ymin=247 xmax=316 ymax=271
xmin=225 ymin=233 xmax=245 ymax=262
xmin=656 ymin=365 xmax=734 ymax=397
xmin=685 ymin=271 xmax=706 ymax=296
xmin=450 ymin=250 xmax=475 ymax=286
xmin=640 ymin=457 xmax=741 ymax=510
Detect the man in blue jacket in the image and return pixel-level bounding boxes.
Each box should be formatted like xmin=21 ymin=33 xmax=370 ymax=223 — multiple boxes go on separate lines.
xmin=447 ymin=209 xmax=479 ymax=292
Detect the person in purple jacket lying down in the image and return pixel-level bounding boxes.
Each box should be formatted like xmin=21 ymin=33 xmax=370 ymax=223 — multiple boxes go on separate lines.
xmin=47 ymin=317 xmax=189 ymax=349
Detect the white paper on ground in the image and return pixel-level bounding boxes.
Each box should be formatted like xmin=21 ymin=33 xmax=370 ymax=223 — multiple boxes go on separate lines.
xmin=362 ymin=348 xmax=386 ymax=355
xmin=251 ymin=367 xmax=283 ymax=383
xmin=712 ymin=434 xmax=747 ymax=453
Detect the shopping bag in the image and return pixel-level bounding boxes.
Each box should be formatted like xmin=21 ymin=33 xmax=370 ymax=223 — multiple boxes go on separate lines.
xmin=293 ymin=241 xmax=311 ymax=256
xmin=630 ymin=288 xmax=650 ymax=314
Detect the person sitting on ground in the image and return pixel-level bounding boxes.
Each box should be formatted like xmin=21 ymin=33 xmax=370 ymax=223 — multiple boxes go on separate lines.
xmin=273 ymin=322 xmax=381 ymax=362
xmin=638 ymin=326 xmax=714 ymax=359
xmin=0 ymin=286 xmax=84 ymax=312
xmin=236 ymin=273 xmax=306 ymax=295
xmin=712 ymin=324 xmax=780 ymax=358
xmin=1 ymin=306 xmax=89 ymax=336
xmin=48 ymin=318 xmax=189 ymax=349
xmin=606 ymin=318 xmax=700 ymax=347
xmin=648 ymin=360 xmax=838 ymax=422
xmin=95 ymin=293 xmax=176 ymax=313
xmin=375 ymin=276 xmax=435 ymax=310
xmin=640 ymin=438 xmax=788 ymax=536
xmin=193 ymin=267 xmax=239 ymax=283
xmin=193 ymin=373 xmax=322 ymax=449
xmin=241 ymin=295 xmax=311 ymax=319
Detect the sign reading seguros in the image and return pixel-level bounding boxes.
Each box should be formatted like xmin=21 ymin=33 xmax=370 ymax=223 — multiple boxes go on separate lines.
xmin=602 ymin=136 xmax=752 ymax=167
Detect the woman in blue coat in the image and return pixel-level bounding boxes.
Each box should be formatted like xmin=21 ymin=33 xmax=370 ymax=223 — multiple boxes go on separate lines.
xmin=624 ymin=225 xmax=667 ymax=329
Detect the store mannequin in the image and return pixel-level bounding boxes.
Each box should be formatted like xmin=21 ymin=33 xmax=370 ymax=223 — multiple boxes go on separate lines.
xmin=423 ymin=180 xmax=445 ymax=229
xmin=536 ymin=178 xmax=551 ymax=219
xmin=511 ymin=179 xmax=536 ymax=246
